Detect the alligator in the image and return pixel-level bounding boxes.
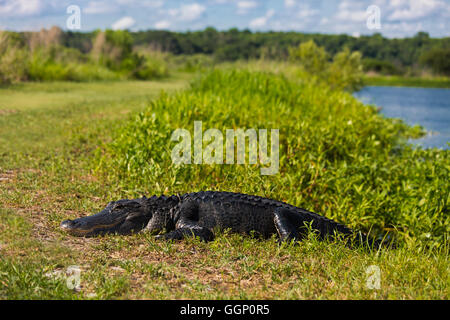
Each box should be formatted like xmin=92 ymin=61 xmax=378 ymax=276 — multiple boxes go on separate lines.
xmin=60 ymin=191 xmax=381 ymax=246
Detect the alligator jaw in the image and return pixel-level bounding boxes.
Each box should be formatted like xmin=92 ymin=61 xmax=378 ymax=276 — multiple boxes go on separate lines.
xmin=60 ymin=219 xmax=121 ymax=237
xmin=60 ymin=208 xmax=123 ymax=237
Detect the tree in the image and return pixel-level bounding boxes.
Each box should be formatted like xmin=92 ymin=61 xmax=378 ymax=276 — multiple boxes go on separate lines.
xmin=419 ymin=48 xmax=450 ymax=76
xmin=328 ymin=48 xmax=364 ymax=91
xmin=288 ymin=40 xmax=329 ymax=74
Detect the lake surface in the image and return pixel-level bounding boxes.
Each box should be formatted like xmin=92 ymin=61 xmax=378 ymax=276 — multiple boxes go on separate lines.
xmin=354 ymin=86 xmax=450 ymax=149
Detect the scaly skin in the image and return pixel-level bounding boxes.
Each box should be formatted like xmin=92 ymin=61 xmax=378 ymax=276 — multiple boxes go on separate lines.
xmin=60 ymin=191 xmax=378 ymax=246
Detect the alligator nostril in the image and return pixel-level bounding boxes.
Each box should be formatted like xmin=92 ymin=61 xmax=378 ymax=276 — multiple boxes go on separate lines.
xmin=60 ymin=219 xmax=75 ymax=230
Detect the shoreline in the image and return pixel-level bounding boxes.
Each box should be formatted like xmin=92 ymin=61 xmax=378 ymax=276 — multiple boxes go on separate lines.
xmin=363 ymin=75 xmax=450 ymax=89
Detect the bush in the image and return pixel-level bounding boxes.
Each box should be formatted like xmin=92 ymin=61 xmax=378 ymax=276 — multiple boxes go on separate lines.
xmin=90 ymin=31 xmax=170 ymax=80
xmin=289 ymin=40 xmax=329 ymax=75
xmin=133 ymin=58 xmax=168 ymax=80
xmin=172 ymin=54 xmax=215 ymax=73
xmin=363 ymin=58 xmax=403 ymax=75
xmin=289 ymin=41 xmax=364 ymax=91
xmin=0 ymin=31 xmax=29 ymax=83
xmin=91 ymin=30 xmax=133 ymax=71
xmin=27 ymin=48 xmax=69 ymax=81
xmin=419 ymin=48 xmax=450 ymax=76
xmin=328 ymin=48 xmax=364 ymax=91
xmin=98 ymin=69 xmax=449 ymax=247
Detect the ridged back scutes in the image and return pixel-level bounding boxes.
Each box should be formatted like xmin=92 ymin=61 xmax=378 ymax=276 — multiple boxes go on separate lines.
xmin=144 ymin=191 xmax=354 ymax=237
xmin=182 ymin=191 xmax=353 ymax=236
xmin=180 ymin=191 xmax=316 ymax=214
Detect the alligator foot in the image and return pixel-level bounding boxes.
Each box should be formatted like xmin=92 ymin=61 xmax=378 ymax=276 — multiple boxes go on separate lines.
xmin=153 ymin=199 xmax=214 ymax=242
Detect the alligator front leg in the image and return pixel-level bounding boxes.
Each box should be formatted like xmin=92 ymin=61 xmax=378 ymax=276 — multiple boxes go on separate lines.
xmin=155 ymin=227 xmax=214 ymax=242
xmin=155 ymin=200 xmax=214 ymax=242
xmin=273 ymin=207 xmax=307 ymax=243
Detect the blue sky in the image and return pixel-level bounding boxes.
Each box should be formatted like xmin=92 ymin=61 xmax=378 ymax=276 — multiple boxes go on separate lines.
xmin=0 ymin=0 xmax=449 ymax=38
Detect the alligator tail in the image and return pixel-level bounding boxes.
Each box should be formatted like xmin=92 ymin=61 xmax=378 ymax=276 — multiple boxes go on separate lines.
xmin=303 ymin=212 xmax=389 ymax=248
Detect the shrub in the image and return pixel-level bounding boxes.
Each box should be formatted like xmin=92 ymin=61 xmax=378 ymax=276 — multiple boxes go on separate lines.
xmin=91 ymin=30 xmax=134 ymax=71
xmin=133 ymin=57 xmax=168 ymax=80
xmin=0 ymin=31 xmax=29 ymax=83
xmin=328 ymin=48 xmax=364 ymax=91
xmin=363 ymin=58 xmax=403 ymax=75
xmin=172 ymin=54 xmax=215 ymax=73
xmin=419 ymin=48 xmax=450 ymax=76
xmin=27 ymin=48 xmax=70 ymax=81
xmin=289 ymin=40 xmax=329 ymax=75
xmin=91 ymin=31 xmax=170 ymax=80
xmin=289 ymin=41 xmax=364 ymax=91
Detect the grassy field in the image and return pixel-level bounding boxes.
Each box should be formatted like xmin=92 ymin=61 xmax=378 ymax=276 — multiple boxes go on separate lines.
xmin=0 ymin=71 xmax=448 ymax=299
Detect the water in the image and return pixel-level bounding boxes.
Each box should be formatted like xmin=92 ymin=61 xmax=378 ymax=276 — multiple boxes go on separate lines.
xmin=354 ymin=86 xmax=450 ymax=149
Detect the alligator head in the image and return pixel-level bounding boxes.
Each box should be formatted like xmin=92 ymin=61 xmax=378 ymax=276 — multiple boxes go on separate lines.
xmin=60 ymin=198 xmax=151 ymax=237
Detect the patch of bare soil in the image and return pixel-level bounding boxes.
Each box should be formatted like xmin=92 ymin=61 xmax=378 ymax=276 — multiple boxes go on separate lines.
xmin=0 ymin=169 xmax=17 ymax=182
xmin=0 ymin=109 xmax=18 ymax=116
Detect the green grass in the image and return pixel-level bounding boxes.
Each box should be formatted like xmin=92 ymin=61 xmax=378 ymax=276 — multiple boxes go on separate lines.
xmin=0 ymin=78 xmax=189 ymax=162
xmin=0 ymin=70 xmax=448 ymax=300
xmin=364 ymin=75 xmax=450 ymax=88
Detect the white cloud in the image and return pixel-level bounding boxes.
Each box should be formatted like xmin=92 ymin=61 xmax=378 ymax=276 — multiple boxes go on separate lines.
xmin=111 ymin=16 xmax=136 ymax=30
xmin=284 ymin=0 xmax=296 ymax=8
xmin=237 ymin=1 xmax=258 ymax=14
xmin=155 ymin=20 xmax=171 ymax=29
xmin=115 ymin=0 xmax=164 ymax=8
xmin=336 ymin=10 xmax=367 ymax=22
xmin=85 ymin=0 xmax=165 ymax=16
xmin=84 ymin=1 xmax=118 ymax=14
xmin=249 ymin=9 xmax=275 ymax=29
xmin=296 ymin=4 xmax=318 ymax=19
xmin=237 ymin=1 xmax=258 ymax=9
xmin=266 ymin=9 xmax=275 ymax=18
xmin=335 ymin=0 xmax=367 ymax=23
xmin=168 ymin=3 xmax=206 ymax=21
xmin=249 ymin=16 xmax=267 ymax=28
xmin=388 ymin=0 xmax=448 ymax=21
xmin=320 ymin=17 xmax=329 ymax=25
xmin=181 ymin=3 xmax=206 ymax=20
xmin=0 ymin=0 xmax=43 ymax=17
xmin=382 ymin=21 xmax=426 ymax=37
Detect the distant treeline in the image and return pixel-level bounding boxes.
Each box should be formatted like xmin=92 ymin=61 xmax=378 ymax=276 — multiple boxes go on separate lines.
xmin=59 ymin=28 xmax=450 ymax=76
xmin=2 ymin=27 xmax=450 ymax=83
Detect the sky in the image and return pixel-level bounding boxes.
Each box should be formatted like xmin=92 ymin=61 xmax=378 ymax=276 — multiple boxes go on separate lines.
xmin=0 ymin=0 xmax=449 ymax=38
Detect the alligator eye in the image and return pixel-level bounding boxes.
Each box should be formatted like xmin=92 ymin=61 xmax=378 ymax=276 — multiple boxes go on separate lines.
xmin=112 ymin=204 xmax=124 ymax=210
xmin=111 ymin=201 xmax=140 ymax=211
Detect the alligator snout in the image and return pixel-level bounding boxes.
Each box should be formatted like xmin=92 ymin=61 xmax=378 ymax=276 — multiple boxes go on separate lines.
xmin=60 ymin=199 xmax=151 ymax=237
xmin=60 ymin=218 xmax=91 ymax=236
xmin=60 ymin=219 xmax=75 ymax=230
xmin=60 ymin=210 xmax=126 ymax=237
